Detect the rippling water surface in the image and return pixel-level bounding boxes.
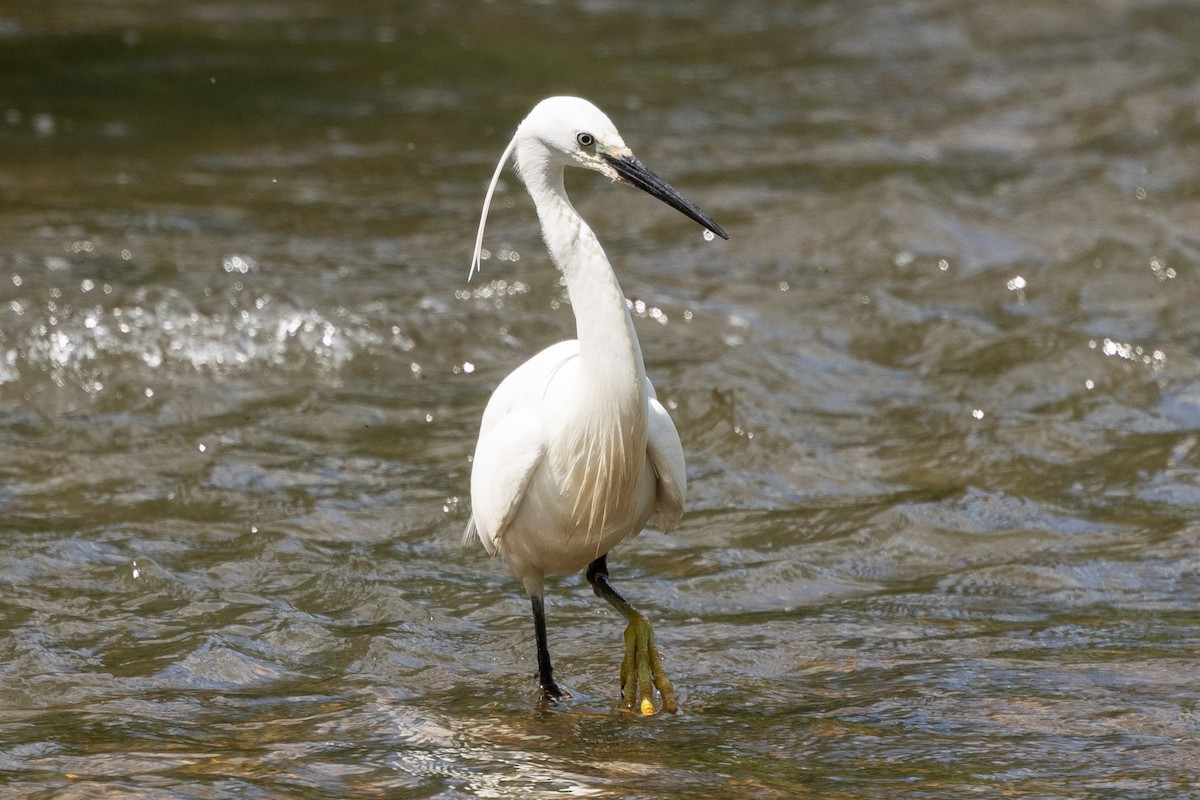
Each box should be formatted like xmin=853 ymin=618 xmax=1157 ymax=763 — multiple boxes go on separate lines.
xmin=3 ymin=1 xmax=1199 ymax=797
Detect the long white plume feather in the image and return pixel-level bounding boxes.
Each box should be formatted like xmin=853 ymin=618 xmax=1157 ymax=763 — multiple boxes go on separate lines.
xmin=469 ymin=133 xmax=519 ymax=283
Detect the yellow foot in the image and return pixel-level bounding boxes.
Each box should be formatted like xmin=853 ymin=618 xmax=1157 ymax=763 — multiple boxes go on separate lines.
xmin=619 ymin=612 xmax=677 ymax=715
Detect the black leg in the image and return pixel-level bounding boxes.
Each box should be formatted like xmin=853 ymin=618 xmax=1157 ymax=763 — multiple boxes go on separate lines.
xmin=587 ymin=554 xmax=636 ymax=620
xmin=586 ymin=554 xmax=678 ymax=713
xmin=531 ymin=594 xmax=563 ymax=698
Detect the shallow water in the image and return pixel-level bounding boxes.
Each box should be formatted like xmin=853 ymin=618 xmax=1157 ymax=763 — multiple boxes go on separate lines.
xmin=3 ymin=0 xmax=1200 ymax=797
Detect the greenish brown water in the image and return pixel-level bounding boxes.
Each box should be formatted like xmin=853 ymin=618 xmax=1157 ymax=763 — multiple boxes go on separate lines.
xmin=2 ymin=1 xmax=1200 ymax=797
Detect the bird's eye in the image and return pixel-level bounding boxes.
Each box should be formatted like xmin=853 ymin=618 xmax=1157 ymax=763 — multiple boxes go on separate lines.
xmin=576 ymin=132 xmax=595 ymax=148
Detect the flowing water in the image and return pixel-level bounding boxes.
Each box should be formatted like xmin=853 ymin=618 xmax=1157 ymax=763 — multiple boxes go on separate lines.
xmin=2 ymin=1 xmax=1199 ymax=797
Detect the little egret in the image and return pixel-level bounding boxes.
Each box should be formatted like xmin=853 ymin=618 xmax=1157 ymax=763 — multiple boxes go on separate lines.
xmin=464 ymin=96 xmax=727 ymax=715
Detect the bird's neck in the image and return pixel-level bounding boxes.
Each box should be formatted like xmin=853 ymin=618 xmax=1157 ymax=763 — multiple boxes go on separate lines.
xmin=522 ymin=159 xmax=652 ymax=540
xmin=527 ymin=167 xmax=648 ymax=404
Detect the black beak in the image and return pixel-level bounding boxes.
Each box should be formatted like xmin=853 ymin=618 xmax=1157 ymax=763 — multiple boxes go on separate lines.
xmin=601 ymin=152 xmax=729 ymax=240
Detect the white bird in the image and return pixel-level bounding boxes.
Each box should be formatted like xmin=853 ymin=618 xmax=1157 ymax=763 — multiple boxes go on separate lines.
xmin=464 ymin=96 xmax=727 ymax=715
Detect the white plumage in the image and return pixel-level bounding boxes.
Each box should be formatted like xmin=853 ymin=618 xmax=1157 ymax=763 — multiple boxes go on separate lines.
xmin=465 ymin=96 xmax=726 ymax=713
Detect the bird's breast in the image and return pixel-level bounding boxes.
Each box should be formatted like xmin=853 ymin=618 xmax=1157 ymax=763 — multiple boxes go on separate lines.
xmin=510 ymin=382 xmax=655 ymax=571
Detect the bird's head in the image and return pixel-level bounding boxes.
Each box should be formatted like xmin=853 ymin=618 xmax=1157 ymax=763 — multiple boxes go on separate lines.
xmin=470 ymin=96 xmax=727 ymax=281
xmin=514 ymin=96 xmax=728 ymax=239
xmin=516 ymin=96 xmax=630 ymax=178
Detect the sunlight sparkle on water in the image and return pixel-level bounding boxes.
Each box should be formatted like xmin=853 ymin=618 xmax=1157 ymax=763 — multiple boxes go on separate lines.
xmin=223 ymin=254 xmax=257 ymax=274
xmin=1150 ymin=258 xmax=1176 ymax=281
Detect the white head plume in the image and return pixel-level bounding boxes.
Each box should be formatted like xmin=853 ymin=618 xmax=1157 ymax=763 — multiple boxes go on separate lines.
xmin=469 ymin=133 xmax=518 ymax=283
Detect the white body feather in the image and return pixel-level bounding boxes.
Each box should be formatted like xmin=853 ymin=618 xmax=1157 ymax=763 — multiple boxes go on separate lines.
xmin=466 ymin=98 xmax=687 ymax=598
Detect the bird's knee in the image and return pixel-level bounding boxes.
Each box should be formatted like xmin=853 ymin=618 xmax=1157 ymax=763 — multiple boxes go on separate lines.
xmin=585 ymin=555 xmax=609 ymax=590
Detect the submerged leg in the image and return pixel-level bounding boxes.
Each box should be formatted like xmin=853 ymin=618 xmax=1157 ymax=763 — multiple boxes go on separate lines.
xmin=586 ymin=555 xmax=677 ymax=715
xmin=531 ymin=594 xmax=565 ymax=700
